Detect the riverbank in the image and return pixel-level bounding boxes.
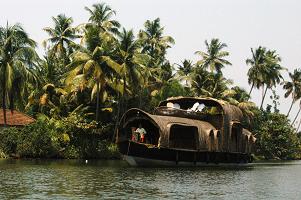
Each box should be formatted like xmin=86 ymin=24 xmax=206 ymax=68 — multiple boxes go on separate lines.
xmin=1 ymin=107 xmax=301 ymax=161
xmin=0 ymin=113 xmax=121 ymax=160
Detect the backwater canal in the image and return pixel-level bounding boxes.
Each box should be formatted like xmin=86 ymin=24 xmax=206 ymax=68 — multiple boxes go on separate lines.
xmin=0 ymin=159 xmax=301 ymax=199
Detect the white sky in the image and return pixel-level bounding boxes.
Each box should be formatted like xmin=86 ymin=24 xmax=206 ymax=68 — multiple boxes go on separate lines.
xmin=1 ymin=0 xmax=301 ymax=121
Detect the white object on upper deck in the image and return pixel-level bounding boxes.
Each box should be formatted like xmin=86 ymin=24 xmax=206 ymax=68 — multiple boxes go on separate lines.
xmin=173 ymin=103 xmax=180 ymax=109
xmin=190 ymin=102 xmax=200 ymax=111
xmin=197 ymin=104 xmax=205 ymax=112
xmin=167 ymin=102 xmax=173 ymax=108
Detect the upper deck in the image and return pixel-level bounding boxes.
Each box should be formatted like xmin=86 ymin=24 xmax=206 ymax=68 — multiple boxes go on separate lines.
xmin=155 ymin=97 xmax=244 ymax=123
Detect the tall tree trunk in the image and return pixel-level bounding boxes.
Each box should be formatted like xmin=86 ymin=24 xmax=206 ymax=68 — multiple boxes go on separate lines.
xmin=123 ymin=76 xmax=127 ymax=112
xmin=297 ymin=118 xmax=301 ymax=133
xmin=287 ymin=99 xmax=295 ymax=117
xmin=292 ymin=104 xmax=301 ymax=125
xmin=2 ymin=83 xmax=7 ymax=127
xmin=139 ymin=86 xmax=143 ymax=108
xmin=260 ymin=86 xmax=269 ymax=110
xmin=96 ymin=80 xmax=100 ymax=122
xmin=112 ymin=92 xmax=121 ymax=142
xmin=248 ymin=82 xmax=254 ymax=101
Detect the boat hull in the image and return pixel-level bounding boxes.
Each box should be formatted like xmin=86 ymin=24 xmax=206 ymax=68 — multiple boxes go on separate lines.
xmin=118 ymin=141 xmax=252 ymax=167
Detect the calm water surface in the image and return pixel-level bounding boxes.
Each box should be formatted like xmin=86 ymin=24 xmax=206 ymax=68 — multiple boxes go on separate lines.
xmin=0 ymin=159 xmax=300 ymax=199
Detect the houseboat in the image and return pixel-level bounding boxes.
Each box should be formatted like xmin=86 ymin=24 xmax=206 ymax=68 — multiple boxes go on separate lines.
xmin=116 ymin=97 xmax=256 ymax=166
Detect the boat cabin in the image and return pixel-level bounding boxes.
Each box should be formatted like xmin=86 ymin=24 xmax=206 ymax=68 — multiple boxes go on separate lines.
xmin=117 ymin=97 xmax=256 ymax=154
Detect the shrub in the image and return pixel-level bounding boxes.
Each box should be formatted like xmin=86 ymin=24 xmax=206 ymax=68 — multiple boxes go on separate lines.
xmin=0 ymin=113 xmax=120 ymax=159
xmin=251 ymin=109 xmax=300 ymax=160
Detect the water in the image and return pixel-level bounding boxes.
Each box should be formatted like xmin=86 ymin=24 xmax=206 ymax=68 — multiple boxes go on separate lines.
xmin=0 ymin=159 xmax=301 ymax=200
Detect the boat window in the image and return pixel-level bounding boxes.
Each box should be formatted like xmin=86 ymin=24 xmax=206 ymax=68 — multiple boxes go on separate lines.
xmin=209 ymin=130 xmax=215 ymax=151
xmin=216 ymin=130 xmax=222 ymax=151
xmin=169 ymin=125 xmax=198 ymax=150
xmin=231 ymin=123 xmax=242 ymax=152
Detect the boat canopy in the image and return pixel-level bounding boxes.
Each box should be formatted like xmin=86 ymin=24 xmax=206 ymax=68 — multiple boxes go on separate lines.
xmin=117 ymin=97 xmax=255 ymax=153
xmin=119 ymin=108 xmax=217 ymax=150
xmin=158 ymin=96 xmax=244 ymax=123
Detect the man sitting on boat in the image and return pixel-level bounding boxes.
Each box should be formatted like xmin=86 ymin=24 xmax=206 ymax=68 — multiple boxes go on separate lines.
xmin=131 ymin=127 xmax=139 ymax=142
xmin=135 ymin=124 xmax=147 ymax=143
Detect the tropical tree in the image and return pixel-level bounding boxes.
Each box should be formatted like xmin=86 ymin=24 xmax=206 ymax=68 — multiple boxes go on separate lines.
xmin=175 ymin=59 xmax=194 ymax=86
xmin=259 ymin=50 xmax=283 ymax=109
xmin=246 ymin=47 xmax=284 ymax=109
xmin=66 ymin=26 xmax=122 ymax=121
xmin=282 ymin=69 xmax=301 ymax=117
xmin=84 ymin=2 xmax=120 ymax=34
xmin=138 ymin=18 xmax=174 ymax=65
xmin=292 ymin=102 xmax=301 ymax=126
xmin=43 ymin=14 xmax=79 ymax=66
xmin=0 ymin=23 xmax=38 ymax=125
xmin=246 ymin=47 xmax=267 ymax=98
xmin=191 ymin=67 xmax=232 ymax=99
xmin=195 ymin=38 xmax=232 ymax=74
xmin=115 ymin=28 xmax=145 ymax=96
xmin=231 ymin=86 xmax=250 ymax=103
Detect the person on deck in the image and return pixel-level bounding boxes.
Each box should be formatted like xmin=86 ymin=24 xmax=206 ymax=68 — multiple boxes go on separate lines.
xmin=135 ymin=124 xmax=147 ymax=143
xmin=131 ymin=127 xmax=139 ymax=142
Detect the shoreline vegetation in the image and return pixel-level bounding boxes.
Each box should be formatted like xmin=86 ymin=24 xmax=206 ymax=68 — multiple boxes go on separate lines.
xmin=1 ymin=2 xmax=301 ymax=161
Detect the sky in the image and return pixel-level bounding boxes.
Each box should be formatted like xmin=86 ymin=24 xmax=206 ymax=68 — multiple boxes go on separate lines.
xmin=1 ymin=0 xmax=301 ymax=121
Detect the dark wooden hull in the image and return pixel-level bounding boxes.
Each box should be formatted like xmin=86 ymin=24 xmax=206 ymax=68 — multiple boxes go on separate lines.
xmin=117 ymin=141 xmax=253 ymax=167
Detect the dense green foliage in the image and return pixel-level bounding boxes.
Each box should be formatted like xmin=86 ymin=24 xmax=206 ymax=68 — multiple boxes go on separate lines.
xmin=1 ymin=2 xmax=301 ymax=160
xmin=0 ymin=111 xmax=120 ymax=159
xmin=252 ymin=108 xmax=301 ymax=160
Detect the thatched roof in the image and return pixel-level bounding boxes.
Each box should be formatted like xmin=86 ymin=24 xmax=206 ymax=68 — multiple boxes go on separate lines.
xmin=122 ymin=108 xmax=215 ymax=130
xmin=0 ymin=109 xmax=35 ymax=127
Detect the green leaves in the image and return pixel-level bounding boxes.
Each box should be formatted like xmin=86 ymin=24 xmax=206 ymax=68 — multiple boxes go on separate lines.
xmin=0 ymin=23 xmax=39 ymax=117
xmin=195 ymin=38 xmax=231 ymax=74
xmin=252 ymin=110 xmax=300 ymax=159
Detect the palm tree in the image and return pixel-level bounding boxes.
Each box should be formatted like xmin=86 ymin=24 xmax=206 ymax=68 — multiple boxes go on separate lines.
xmin=191 ymin=67 xmax=232 ymax=99
xmin=175 ymin=59 xmax=194 ymax=86
xmin=246 ymin=47 xmax=284 ymax=109
xmin=297 ymin=118 xmax=301 ymax=133
xmin=231 ymin=86 xmax=251 ymax=103
xmin=43 ymin=14 xmax=79 ymax=64
xmin=66 ymin=26 xmax=122 ymax=121
xmin=283 ymin=69 xmax=301 ymax=117
xmin=259 ymin=50 xmax=283 ymax=109
xmin=292 ymin=102 xmax=301 ymax=126
xmin=0 ymin=23 xmax=38 ymax=125
xmin=115 ymin=28 xmax=145 ymax=95
xmin=84 ymin=2 xmax=120 ymax=34
xmin=195 ymin=38 xmax=232 ymax=74
xmin=138 ymin=18 xmax=174 ymax=65
xmin=246 ymin=47 xmax=267 ymax=98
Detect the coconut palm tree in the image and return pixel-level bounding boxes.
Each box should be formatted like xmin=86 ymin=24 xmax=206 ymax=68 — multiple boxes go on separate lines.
xmin=195 ymin=38 xmax=232 ymax=74
xmin=283 ymin=69 xmax=301 ymax=117
xmin=66 ymin=26 xmax=122 ymax=121
xmin=246 ymin=47 xmax=267 ymax=98
xmin=115 ymin=28 xmax=145 ymax=95
xmin=0 ymin=23 xmax=38 ymax=125
xmin=138 ymin=18 xmax=174 ymax=65
xmin=292 ymin=102 xmax=301 ymax=126
xmin=84 ymin=2 xmax=120 ymax=34
xmin=43 ymin=14 xmax=79 ymax=65
xmin=191 ymin=67 xmax=232 ymax=99
xmin=175 ymin=59 xmax=194 ymax=86
xmin=259 ymin=50 xmax=284 ymax=110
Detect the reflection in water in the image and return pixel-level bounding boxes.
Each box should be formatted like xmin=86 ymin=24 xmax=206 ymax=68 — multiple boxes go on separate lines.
xmin=0 ymin=159 xmax=300 ymax=199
